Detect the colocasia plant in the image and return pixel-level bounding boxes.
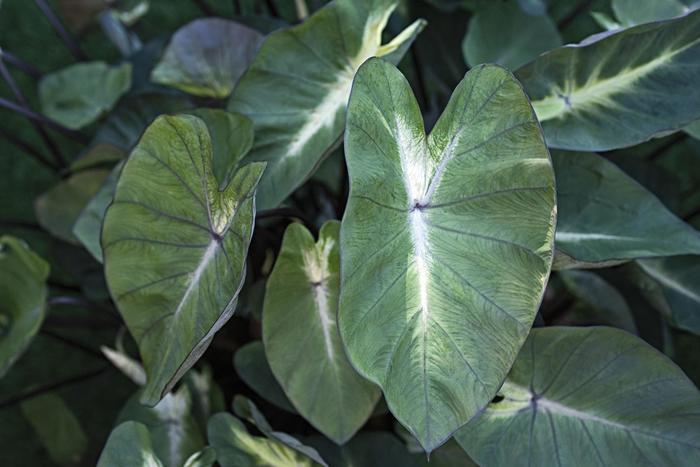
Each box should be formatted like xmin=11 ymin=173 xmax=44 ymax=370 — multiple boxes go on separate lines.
xmin=2 ymin=0 xmax=700 ymax=466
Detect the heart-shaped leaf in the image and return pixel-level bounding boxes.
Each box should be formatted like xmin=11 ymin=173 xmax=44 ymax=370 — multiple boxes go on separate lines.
xmin=456 ymin=326 xmax=700 ymax=466
xmin=462 ymin=0 xmax=561 ymax=70
xmin=553 ymin=151 xmax=700 ymax=269
xmin=151 ymin=18 xmax=264 ymax=98
xmin=97 ymin=421 xmax=163 ymax=467
xmin=228 ymin=0 xmax=426 ymax=209
xmin=207 ymin=413 xmax=323 ymax=467
xmin=102 ymin=113 xmax=265 ymax=405
xmin=39 ymin=61 xmax=132 ymax=130
xmin=0 ymin=236 xmax=49 ymax=378
xmin=517 ymin=10 xmax=700 ymax=151
xmin=339 ymin=58 xmax=556 ymax=451
xmin=263 ymin=221 xmax=380 ymax=443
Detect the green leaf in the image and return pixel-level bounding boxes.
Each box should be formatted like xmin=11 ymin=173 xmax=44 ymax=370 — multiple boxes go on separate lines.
xmin=93 ymin=93 xmax=193 ymax=152
xmin=151 ymin=18 xmax=264 ymax=98
xmin=183 ymin=365 xmax=226 ymax=433
xmin=233 ymin=341 xmax=296 ymax=413
xmin=74 ymin=162 xmax=124 ymax=262
xmin=39 ymin=61 xmax=132 ymax=130
xmin=21 ymin=393 xmax=88 ymax=466
xmin=558 ymin=270 xmax=637 ymax=333
xmin=553 ymin=152 xmax=700 ymax=268
xmin=207 ymin=413 xmax=322 ymax=467
xmin=102 ymin=114 xmax=266 ymax=405
xmin=263 ymin=220 xmax=379 ymax=443
xmin=117 ymin=385 xmax=205 ymax=467
xmin=0 ymin=236 xmax=49 ymax=378
xmin=35 ymin=168 xmax=111 ymax=244
xmin=462 ymin=0 xmax=561 ymax=70
xmin=183 ymin=447 xmax=216 ymax=467
xmin=97 ymin=421 xmax=164 ymax=467
xmin=232 ymin=396 xmax=328 ymax=466
xmin=306 ymin=432 xmax=419 ymax=467
xmin=339 ymin=59 xmax=556 ymax=452
xmin=455 ymin=326 xmax=700 ymax=466
xmin=636 ymin=256 xmax=700 ymax=334
xmin=612 ymin=0 xmax=697 ymax=26
xmin=228 ymin=0 xmax=426 ymax=209
xmin=517 ymin=10 xmax=700 ymax=151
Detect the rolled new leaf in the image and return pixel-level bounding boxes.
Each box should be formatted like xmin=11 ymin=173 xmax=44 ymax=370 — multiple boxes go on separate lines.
xmin=456 ymin=326 xmax=700 ymax=466
xmin=229 ymin=0 xmax=426 ymax=209
xmin=263 ymin=221 xmax=380 ymax=444
xmin=339 ymin=58 xmax=556 ymax=452
xmin=102 ymin=113 xmax=265 ymax=405
xmin=0 ymin=236 xmax=49 ymax=378
xmin=517 ymin=10 xmax=700 ymax=151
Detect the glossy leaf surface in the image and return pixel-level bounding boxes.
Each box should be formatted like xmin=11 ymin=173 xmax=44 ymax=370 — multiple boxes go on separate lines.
xmin=229 ymin=0 xmax=426 ymax=209
xmin=102 ymin=114 xmax=265 ymax=405
xmin=456 ymin=326 xmax=700 ymax=466
xmin=339 ymin=58 xmax=556 ymax=451
xmin=517 ymin=10 xmax=700 ymax=150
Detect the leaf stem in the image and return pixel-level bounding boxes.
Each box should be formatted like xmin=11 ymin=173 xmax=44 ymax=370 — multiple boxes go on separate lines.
xmin=191 ymin=0 xmax=215 ymax=16
xmin=33 ymin=0 xmax=86 ymax=61
xmin=0 ymin=50 xmax=43 ymax=80
xmin=0 ymin=366 xmax=108 ymax=410
xmin=0 ymin=58 xmax=68 ymax=168
xmin=263 ymin=0 xmax=279 ymax=18
xmin=40 ymin=329 xmax=106 ymax=360
xmin=0 ymin=127 xmax=59 ymax=172
xmin=0 ymin=96 xmax=89 ymax=145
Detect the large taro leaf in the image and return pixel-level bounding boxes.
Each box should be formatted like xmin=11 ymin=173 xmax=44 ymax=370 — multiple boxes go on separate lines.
xmin=553 ymin=152 xmax=700 ymax=269
xmin=0 ymin=236 xmax=49 ymax=378
xmin=97 ymin=421 xmax=164 ymax=467
xmin=516 ymin=10 xmax=700 ymax=151
xmin=636 ymin=256 xmax=700 ymax=334
xmin=207 ymin=413 xmax=322 ymax=467
xmin=151 ymin=18 xmax=264 ymax=98
xmin=263 ymin=221 xmax=379 ymax=444
xmin=39 ymin=61 xmax=132 ymax=130
xmin=612 ymin=0 xmax=700 ymax=26
xmin=228 ymin=0 xmax=426 ymax=210
xmin=102 ymin=114 xmax=266 ymax=405
xmin=338 ymin=58 xmax=556 ymax=452
xmin=462 ymin=0 xmax=562 ymax=70
xmin=455 ymin=327 xmax=700 ymax=466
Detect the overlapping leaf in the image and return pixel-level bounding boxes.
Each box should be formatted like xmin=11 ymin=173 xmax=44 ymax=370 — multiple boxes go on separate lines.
xmin=263 ymin=221 xmax=379 ymax=443
xmin=229 ymin=0 xmax=426 ymax=209
xmin=151 ymin=18 xmax=264 ymax=98
xmin=456 ymin=326 xmax=700 ymax=466
xmin=553 ymin=152 xmax=700 ymax=268
xmin=39 ymin=61 xmax=132 ymax=129
xmin=339 ymin=58 xmax=556 ymax=451
xmin=0 ymin=236 xmax=49 ymax=378
xmin=102 ymin=114 xmax=265 ymax=405
xmin=517 ymin=10 xmax=700 ymax=150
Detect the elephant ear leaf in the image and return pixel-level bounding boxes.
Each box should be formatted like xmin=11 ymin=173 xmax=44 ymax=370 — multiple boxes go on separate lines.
xmin=0 ymin=236 xmax=50 ymax=378
xmin=102 ymin=113 xmax=265 ymax=405
xmin=456 ymin=327 xmax=700 ymax=466
xmin=339 ymin=58 xmax=556 ymax=452
xmin=517 ymin=10 xmax=700 ymax=151
xmin=263 ymin=221 xmax=380 ymax=444
xmin=229 ymin=0 xmax=426 ymax=209
xmin=97 ymin=421 xmax=164 ymax=467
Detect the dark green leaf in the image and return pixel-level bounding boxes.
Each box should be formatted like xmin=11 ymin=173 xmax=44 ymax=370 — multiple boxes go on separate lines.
xmin=97 ymin=421 xmax=164 ymax=467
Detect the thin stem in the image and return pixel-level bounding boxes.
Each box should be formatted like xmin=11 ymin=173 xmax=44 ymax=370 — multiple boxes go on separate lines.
xmin=0 ymin=366 xmax=108 ymax=410
xmin=0 ymin=50 xmax=42 ymax=80
xmin=191 ymin=0 xmax=215 ymax=16
xmin=233 ymin=0 xmax=242 ymax=15
xmin=0 ymin=58 xmax=68 ymax=167
xmin=0 ymin=127 xmax=58 ymax=172
xmin=40 ymin=329 xmax=106 ymax=360
xmin=557 ymin=0 xmax=594 ymax=30
xmin=295 ymin=0 xmax=309 ymax=20
xmin=0 ymin=96 xmax=89 ymax=145
xmin=264 ymin=0 xmax=279 ymax=17
xmin=48 ymin=295 xmax=121 ymax=320
xmin=33 ymin=0 xmax=86 ymax=61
